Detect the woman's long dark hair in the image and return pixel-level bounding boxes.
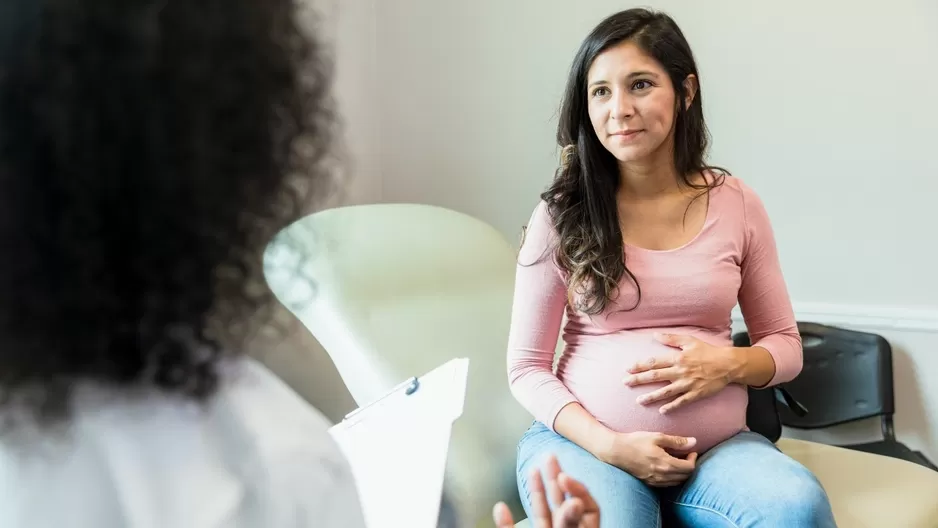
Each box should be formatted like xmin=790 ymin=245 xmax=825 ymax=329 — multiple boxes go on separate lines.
xmin=544 ymin=8 xmax=724 ymax=315
xmin=0 ymin=0 xmax=335 ymax=425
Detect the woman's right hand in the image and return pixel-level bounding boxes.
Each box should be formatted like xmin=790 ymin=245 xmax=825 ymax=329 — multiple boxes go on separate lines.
xmin=597 ymin=431 xmax=698 ymax=487
xmin=493 ymin=455 xmax=599 ymax=528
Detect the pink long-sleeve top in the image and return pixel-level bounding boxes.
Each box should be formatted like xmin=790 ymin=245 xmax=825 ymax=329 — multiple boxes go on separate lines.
xmin=506 ymin=175 xmax=802 ymax=453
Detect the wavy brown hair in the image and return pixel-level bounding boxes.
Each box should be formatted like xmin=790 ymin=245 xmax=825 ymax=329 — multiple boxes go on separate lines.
xmin=543 ymin=8 xmax=725 ymax=315
xmin=0 ymin=0 xmax=335 ymax=426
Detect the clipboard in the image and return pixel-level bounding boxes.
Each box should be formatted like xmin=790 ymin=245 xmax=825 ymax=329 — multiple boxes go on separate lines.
xmin=329 ymin=358 xmax=469 ymax=528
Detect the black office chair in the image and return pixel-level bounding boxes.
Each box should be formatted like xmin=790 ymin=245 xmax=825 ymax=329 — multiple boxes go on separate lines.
xmin=734 ymin=321 xmax=936 ymax=471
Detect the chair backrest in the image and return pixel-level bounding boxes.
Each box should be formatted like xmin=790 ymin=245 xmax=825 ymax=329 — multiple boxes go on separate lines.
xmin=263 ymin=203 xmax=532 ymax=526
xmin=739 ymin=322 xmax=895 ymax=429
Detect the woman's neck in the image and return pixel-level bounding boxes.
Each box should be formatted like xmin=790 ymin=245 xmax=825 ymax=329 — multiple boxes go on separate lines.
xmin=617 ymin=158 xmax=682 ymax=200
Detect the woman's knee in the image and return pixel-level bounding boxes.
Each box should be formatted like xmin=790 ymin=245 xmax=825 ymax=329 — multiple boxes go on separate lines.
xmin=680 ymin=432 xmax=836 ymax=526
xmin=675 ymin=464 xmax=835 ymax=527
xmin=749 ymin=443 xmax=834 ymax=522
xmin=770 ymin=463 xmax=836 ymax=525
xmin=515 ymin=423 xmax=661 ymax=527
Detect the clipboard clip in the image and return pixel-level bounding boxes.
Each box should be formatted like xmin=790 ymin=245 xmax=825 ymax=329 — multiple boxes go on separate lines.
xmin=343 ymin=375 xmax=421 ymax=421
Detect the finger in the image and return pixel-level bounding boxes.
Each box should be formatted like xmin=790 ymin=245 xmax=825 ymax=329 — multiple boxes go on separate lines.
xmin=558 ymin=472 xmax=599 ymax=514
xmin=552 ymin=497 xmax=585 ymax=528
xmin=652 ymin=433 xmax=697 ymax=451
xmin=542 ymin=455 xmax=565 ymax=508
xmin=649 ymin=463 xmax=697 ymax=487
xmin=660 ymin=451 xmax=698 ymax=477
xmin=527 ymin=468 xmax=553 ymax=528
xmin=659 ymin=392 xmax=698 ymax=415
xmin=627 ymin=355 xmax=675 ymax=374
xmin=492 ymin=502 xmax=516 ymax=528
xmin=654 ymin=332 xmax=695 ymax=349
xmin=624 ymin=366 xmax=681 ymax=385
xmin=668 ymin=455 xmax=697 ymax=474
xmin=636 ymin=380 xmax=690 ymax=405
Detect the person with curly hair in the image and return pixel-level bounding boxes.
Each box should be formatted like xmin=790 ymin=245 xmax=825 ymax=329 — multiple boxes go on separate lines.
xmin=0 ymin=1 xmax=613 ymax=526
xmin=507 ymin=8 xmax=836 ymax=527
xmin=0 ymin=0 xmax=368 ymax=526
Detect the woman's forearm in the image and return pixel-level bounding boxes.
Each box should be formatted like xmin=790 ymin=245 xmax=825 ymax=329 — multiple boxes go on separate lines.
xmin=552 ymin=402 xmax=617 ymax=460
xmin=729 ymin=346 xmax=776 ymax=388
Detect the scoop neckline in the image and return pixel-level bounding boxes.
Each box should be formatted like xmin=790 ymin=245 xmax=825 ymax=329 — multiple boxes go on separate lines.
xmin=622 ymin=172 xmax=720 ymax=254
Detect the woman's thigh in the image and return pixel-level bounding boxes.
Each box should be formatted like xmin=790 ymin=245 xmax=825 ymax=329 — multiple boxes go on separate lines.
xmin=516 ymin=421 xmax=661 ymax=528
xmin=666 ymin=431 xmax=836 ymax=528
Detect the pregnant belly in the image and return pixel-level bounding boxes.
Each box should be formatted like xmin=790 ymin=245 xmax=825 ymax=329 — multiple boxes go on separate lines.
xmin=559 ymin=331 xmax=748 ymax=453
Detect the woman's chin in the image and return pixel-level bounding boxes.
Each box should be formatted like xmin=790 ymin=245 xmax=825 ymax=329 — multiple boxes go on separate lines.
xmin=603 ymin=139 xmax=667 ymax=166
xmin=609 ymin=147 xmax=653 ymax=165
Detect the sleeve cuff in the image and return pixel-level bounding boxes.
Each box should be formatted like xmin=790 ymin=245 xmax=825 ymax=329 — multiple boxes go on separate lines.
xmin=544 ymin=398 xmax=579 ymax=432
xmin=753 ymin=334 xmax=803 ymax=386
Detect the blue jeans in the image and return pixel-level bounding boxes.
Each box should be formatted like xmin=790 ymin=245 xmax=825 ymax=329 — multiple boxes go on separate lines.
xmin=517 ymin=422 xmax=837 ymax=527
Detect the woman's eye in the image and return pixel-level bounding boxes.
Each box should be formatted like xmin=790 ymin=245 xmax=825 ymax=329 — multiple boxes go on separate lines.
xmin=591 ymin=87 xmax=609 ymax=97
xmin=632 ymin=80 xmax=653 ymax=91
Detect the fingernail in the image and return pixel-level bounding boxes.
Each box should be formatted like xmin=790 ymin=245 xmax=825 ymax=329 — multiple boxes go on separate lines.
xmin=623 ymin=376 xmax=633 ymax=385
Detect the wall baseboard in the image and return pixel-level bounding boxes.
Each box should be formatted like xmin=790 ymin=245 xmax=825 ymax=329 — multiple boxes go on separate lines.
xmin=732 ymin=302 xmax=938 ymax=333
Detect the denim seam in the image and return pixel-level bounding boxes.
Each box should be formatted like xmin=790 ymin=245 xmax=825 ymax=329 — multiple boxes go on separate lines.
xmin=670 ymin=500 xmax=741 ymax=528
xmin=519 ymin=479 xmax=532 ymax=515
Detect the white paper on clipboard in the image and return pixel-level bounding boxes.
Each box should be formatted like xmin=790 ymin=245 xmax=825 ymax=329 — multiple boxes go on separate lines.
xmin=329 ymin=358 xmax=469 ymax=528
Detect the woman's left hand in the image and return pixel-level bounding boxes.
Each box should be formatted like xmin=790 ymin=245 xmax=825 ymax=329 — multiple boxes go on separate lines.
xmin=624 ymin=333 xmax=742 ymax=414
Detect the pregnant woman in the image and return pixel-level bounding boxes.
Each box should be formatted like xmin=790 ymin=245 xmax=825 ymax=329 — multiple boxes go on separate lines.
xmin=507 ymin=8 xmax=837 ymax=527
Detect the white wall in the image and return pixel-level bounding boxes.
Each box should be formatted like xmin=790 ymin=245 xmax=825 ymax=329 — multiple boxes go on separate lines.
xmin=374 ymin=0 xmax=938 ymax=459
xmin=330 ymin=0 xmax=380 ymax=206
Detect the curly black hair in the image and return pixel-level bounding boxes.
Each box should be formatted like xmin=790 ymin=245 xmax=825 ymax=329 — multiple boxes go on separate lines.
xmin=0 ymin=0 xmax=336 ymax=425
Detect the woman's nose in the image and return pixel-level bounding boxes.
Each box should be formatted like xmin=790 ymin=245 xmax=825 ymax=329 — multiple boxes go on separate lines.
xmin=612 ymin=92 xmax=635 ymax=120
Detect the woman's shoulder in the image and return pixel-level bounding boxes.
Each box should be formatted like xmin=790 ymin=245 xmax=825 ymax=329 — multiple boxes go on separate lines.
xmin=710 ymin=172 xmax=777 ymax=252
xmin=525 ymin=199 xmax=552 ymax=226
xmin=711 ymin=172 xmax=768 ymax=218
xmin=216 ymin=357 xmax=338 ymax=441
xmin=714 ymin=171 xmax=753 ymax=198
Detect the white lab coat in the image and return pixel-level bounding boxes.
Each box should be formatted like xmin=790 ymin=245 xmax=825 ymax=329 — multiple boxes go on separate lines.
xmin=0 ymin=358 xmax=366 ymax=528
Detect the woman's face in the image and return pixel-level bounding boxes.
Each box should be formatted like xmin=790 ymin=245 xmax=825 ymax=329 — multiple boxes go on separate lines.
xmin=586 ymin=40 xmax=694 ymax=166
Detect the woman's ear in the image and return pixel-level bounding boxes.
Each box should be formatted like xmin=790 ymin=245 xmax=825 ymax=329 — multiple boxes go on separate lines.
xmin=682 ymin=74 xmax=699 ymax=110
